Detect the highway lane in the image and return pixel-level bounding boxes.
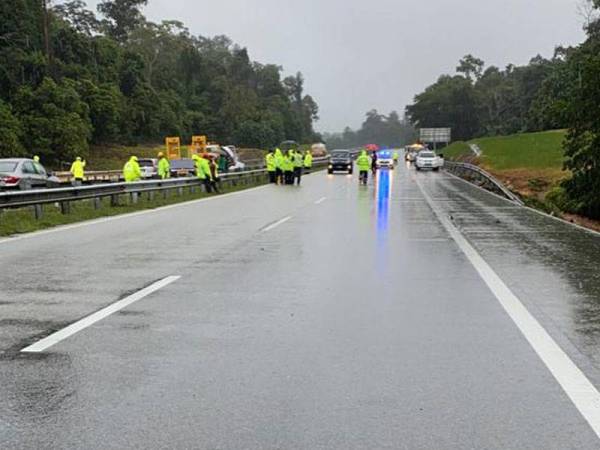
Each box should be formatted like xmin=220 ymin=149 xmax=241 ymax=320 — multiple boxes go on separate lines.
xmin=2 ymin=165 xmax=600 ymax=448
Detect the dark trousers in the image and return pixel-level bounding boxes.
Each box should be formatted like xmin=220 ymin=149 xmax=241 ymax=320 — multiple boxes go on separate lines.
xmin=268 ymin=171 xmax=276 ymax=183
xmin=294 ymin=167 xmax=303 ymax=185
xmin=359 ymin=170 xmax=368 ymax=184
xmin=275 ymin=168 xmax=283 ymax=184
xmin=203 ymin=178 xmax=212 ymax=193
xmin=284 ymin=170 xmax=294 ymax=185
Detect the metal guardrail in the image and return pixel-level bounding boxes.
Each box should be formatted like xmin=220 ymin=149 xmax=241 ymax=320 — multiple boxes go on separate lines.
xmin=0 ymin=158 xmax=329 ymax=220
xmin=444 ymin=161 xmax=524 ymax=205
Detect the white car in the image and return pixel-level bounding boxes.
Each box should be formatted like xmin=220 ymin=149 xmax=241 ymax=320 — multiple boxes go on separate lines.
xmin=137 ymin=158 xmax=158 ymax=179
xmin=415 ymin=151 xmax=444 ymax=171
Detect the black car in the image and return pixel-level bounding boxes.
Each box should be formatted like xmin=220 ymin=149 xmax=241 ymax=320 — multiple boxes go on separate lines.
xmin=328 ymin=150 xmax=353 ymax=175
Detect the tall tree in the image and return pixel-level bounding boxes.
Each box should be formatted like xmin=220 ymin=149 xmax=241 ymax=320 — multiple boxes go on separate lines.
xmin=97 ymin=0 xmax=147 ymax=42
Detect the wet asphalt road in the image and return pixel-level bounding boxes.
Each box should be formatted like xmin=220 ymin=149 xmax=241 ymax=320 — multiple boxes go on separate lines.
xmin=2 ymin=164 xmax=600 ymax=449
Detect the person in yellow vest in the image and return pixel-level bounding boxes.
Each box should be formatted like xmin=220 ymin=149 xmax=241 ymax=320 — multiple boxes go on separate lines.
xmin=274 ymin=148 xmax=284 ymax=185
xmin=123 ymin=156 xmax=141 ymax=182
xmin=303 ymin=150 xmax=313 ymax=173
xmin=293 ymin=149 xmax=304 ymax=185
xmin=157 ymin=152 xmax=170 ymax=179
xmin=70 ymin=156 xmax=86 ymax=186
xmin=192 ymin=153 xmax=213 ymax=193
xmin=265 ymin=149 xmax=276 ymax=183
xmin=33 ymin=155 xmax=40 ymax=163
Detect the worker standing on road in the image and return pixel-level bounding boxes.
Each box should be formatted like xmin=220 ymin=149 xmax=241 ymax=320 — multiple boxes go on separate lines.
xmin=293 ymin=149 xmax=304 ymax=185
xmin=356 ymin=150 xmax=371 ymax=185
xmin=70 ymin=156 xmax=86 ymax=186
xmin=274 ymin=148 xmax=284 ymax=185
xmin=209 ymin=155 xmax=221 ymax=193
xmin=123 ymin=156 xmax=141 ymax=183
xmin=283 ymin=150 xmax=294 ymax=185
xmin=265 ymin=149 xmax=276 ymax=183
xmin=304 ymin=150 xmax=313 ymax=174
xmin=157 ymin=152 xmax=170 ymax=179
xmin=193 ymin=153 xmax=213 ymax=193
xmin=393 ymin=151 xmax=399 ymax=166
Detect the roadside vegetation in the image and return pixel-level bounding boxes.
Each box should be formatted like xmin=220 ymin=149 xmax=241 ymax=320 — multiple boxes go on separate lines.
xmin=445 ymin=130 xmax=567 ymax=199
xmin=407 ymin=1 xmax=600 ymax=221
xmin=0 ymin=0 xmax=320 ymax=169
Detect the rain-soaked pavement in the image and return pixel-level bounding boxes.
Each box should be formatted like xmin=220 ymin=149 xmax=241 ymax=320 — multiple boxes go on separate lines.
xmin=2 ymin=164 xmax=600 ymax=449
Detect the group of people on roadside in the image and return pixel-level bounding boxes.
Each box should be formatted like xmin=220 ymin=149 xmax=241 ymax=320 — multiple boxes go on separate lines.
xmin=123 ymin=152 xmax=221 ymax=193
xmin=265 ymin=148 xmax=313 ymax=186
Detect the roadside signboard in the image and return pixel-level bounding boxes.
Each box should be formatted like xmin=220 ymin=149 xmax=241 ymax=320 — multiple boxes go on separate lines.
xmin=420 ymin=128 xmax=451 ymax=144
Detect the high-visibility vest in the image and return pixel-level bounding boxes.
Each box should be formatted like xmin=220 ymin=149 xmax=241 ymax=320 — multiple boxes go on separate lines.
xmin=266 ymin=153 xmax=276 ymax=171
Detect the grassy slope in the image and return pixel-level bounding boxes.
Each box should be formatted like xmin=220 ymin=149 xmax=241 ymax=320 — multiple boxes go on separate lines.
xmin=444 ymin=130 xmax=569 ymax=198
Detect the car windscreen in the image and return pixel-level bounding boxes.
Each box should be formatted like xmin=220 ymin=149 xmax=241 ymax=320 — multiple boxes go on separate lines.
xmin=0 ymin=161 xmax=17 ymax=173
xmin=419 ymin=152 xmax=435 ymax=158
xmin=137 ymin=160 xmax=154 ymax=167
xmin=331 ymin=152 xmax=349 ymax=158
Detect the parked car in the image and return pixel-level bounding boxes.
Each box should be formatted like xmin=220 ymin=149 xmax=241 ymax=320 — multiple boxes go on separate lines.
xmin=137 ymin=158 xmax=158 ymax=179
xmin=415 ymin=151 xmax=444 ymax=171
xmin=328 ymin=150 xmax=353 ymax=174
xmin=0 ymin=158 xmax=60 ymax=190
xmin=169 ymin=158 xmax=196 ymax=177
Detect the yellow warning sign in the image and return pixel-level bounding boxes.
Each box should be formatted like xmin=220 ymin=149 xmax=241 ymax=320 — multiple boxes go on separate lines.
xmin=166 ymin=137 xmax=181 ymax=160
xmin=190 ymin=135 xmax=207 ymax=156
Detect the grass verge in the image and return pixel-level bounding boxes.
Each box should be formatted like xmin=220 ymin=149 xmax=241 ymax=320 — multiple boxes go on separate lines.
xmin=0 ymin=178 xmax=267 ymax=237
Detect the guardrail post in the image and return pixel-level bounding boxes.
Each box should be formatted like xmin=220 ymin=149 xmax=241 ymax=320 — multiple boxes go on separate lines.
xmin=162 ymin=189 xmax=168 ymax=200
xmin=130 ymin=192 xmax=138 ymax=204
xmin=110 ymin=194 xmax=119 ymax=206
xmin=177 ymin=187 xmax=183 ymax=196
xmin=33 ymin=204 xmax=43 ymax=220
xmin=93 ymin=197 xmax=101 ymax=210
xmin=60 ymin=201 xmax=71 ymax=215
xmin=148 ymin=191 xmax=155 ymax=201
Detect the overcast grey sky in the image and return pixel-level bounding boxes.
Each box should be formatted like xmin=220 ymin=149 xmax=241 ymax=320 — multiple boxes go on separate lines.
xmin=85 ymin=0 xmax=586 ymax=132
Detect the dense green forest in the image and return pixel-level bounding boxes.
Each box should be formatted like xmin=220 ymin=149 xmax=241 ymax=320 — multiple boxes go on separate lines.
xmin=406 ymin=1 xmax=600 ymax=219
xmin=0 ymin=0 xmax=321 ymax=163
xmin=322 ymin=110 xmax=416 ymax=149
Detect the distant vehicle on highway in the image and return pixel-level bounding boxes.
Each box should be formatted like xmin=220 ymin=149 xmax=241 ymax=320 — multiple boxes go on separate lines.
xmin=376 ymin=150 xmax=395 ymax=170
xmin=328 ymin=149 xmax=353 ymax=174
xmin=415 ymin=151 xmax=444 ymax=171
xmin=0 ymin=158 xmax=60 ymax=190
xmin=137 ymin=158 xmax=158 ymax=179
xmin=311 ymin=142 xmax=328 ymax=157
xmin=405 ymin=144 xmax=426 ymax=162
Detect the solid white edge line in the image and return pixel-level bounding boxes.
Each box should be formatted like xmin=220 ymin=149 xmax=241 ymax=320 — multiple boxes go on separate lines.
xmin=416 ymin=179 xmax=600 ymax=440
xmin=261 ymin=216 xmax=292 ymax=232
xmin=315 ymin=197 xmax=327 ymax=205
xmin=21 ymin=275 xmax=181 ymax=353
xmin=0 ymin=184 xmax=273 ymax=247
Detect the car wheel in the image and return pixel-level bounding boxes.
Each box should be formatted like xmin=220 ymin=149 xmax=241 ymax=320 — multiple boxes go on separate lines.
xmin=348 ymin=169 xmax=353 ymax=175
xmin=328 ymin=170 xmax=333 ymax=174
xmin=434 ymin=167 xmax=440 ymax=172
xmin=416 ymin=166 xmax=421 ymax=171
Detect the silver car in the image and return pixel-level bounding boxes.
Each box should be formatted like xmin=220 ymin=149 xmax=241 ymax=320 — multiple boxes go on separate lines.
xmin=0 ymin=158 xmax=57 ymax=190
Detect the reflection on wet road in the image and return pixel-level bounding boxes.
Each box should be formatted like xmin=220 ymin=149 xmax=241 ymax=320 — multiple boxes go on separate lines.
xmin=2 ymin=164 xmax=600 ymax=448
